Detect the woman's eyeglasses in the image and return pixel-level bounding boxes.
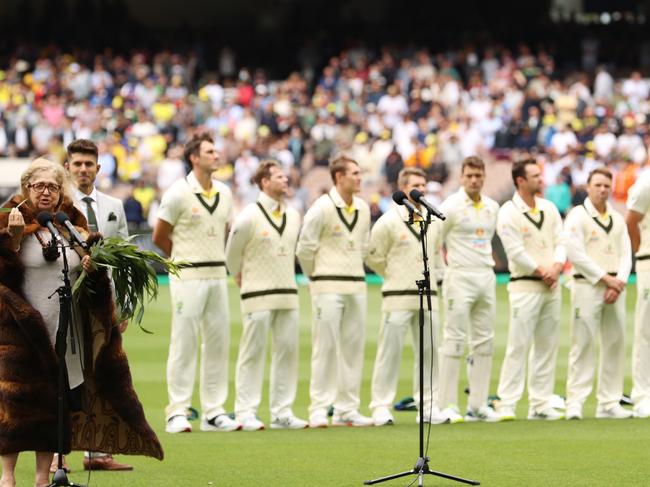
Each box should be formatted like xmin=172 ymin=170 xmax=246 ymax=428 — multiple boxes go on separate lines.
xmin=28 ymin=182 xmax=61 ymax=194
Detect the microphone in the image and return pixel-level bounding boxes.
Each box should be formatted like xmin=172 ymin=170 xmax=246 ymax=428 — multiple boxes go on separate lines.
xmin=392 ymin=190 xmax=423 ymax=219
xmin=55 ymin=212 xmax=89 ymax=250
xmin=36 ymin=211 xmax=64 ymax=243
xmin=409 ymin=189 xmax=446 ymax=221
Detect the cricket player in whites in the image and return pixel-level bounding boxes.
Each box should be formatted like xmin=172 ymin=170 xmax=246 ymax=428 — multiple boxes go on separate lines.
xmin=626 ymin=169 xmax=650 ymax=418
xmin=564 ymin=168 xmax=632 ymax=420
xmin=297 ymin=155 xmax=373 ymax=428
xmin=366 ymin=168 xmax=447 ymax=426
xmin=153 ymin=133 xmax=241 ymax=433
xmin=226 ymin=160 xmax=308 ymax=431
xmin=494 ymin=158 xmax=566 ymax=421
xmin=437 ymin=156 xmax=501 ymax=422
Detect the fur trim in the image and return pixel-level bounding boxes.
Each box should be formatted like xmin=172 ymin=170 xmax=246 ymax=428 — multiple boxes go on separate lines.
xmin=0 ymin=194 xmax=88 ymax=238
xmin=0 ymin=211 xmax=163 ymax=459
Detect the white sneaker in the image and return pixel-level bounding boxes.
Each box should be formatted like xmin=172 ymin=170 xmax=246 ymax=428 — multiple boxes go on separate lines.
xmin=308 ymin=413 xmax=329 ymax=428
xmin=528 ymin=407 xmax=564 ymax=421
xmin=237 ymin=415 xmax=265 ymax=431
xmin=372 ymin=408 xmax=394 ymax=426
xmin=440 ymin=405 xmax=465 ymax=424
xmin=596 ymin=404 xmax=633 ymax=419
xmin=465 ymin=406 xmax=502 ymax=423
xmin=416 ymin=406 xmax=448 ymax=425
xmin=270 ymin=415 xmax=309 ymax=429
xmin=166 ymin=414 xmax=192 ymax=433
xmin=634 ymin=401 xmax=650 ymax=419
xmin=497 ymin=405 xmax=516 ymax=421
xmin=201 ymin=414 xmax=242 ymax=432
xmin=565 ymin=407 xmax=583 ymax=420
xmin=331 ymin=411 xmax=374 ymax=427
xmin=550 ymin=394 xmax=566 ymax=410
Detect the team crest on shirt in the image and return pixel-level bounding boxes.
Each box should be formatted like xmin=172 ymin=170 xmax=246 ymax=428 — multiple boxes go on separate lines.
xmin=332 ymin=223 xmax=343 ymax=237
xmin=191 ymin=207 xmax=201 ymax=219
xmin=475 ymin=228 xmax=485 ymax=237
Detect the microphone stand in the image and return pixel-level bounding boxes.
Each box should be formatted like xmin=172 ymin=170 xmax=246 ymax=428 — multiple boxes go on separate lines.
xmin=364 ymin=208 xmax=479 ymax=487
xmin=48 ymin=237 xmax=85 ymax=487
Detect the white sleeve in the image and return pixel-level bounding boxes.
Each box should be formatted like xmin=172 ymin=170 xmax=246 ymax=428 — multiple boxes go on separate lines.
xmin=296 ymin=203 xmax=324 ymax=277
xmin=564 ymin=208 xmax=606 ymax=285
xmin=365 ymin=217 xmax=390 ymax=276
xmin=157 ymin=186 xmax=183 ymax=226
xmin=550 ymin=205 xmax=567 ymax=265
xmin=617 ymin=219 xmax=632 ymax=283
xmin=439 ymin=197 xmax=454 ymax=243
xmin=430 ymin=220 xmax=446 ymax=285
xmin=627 ymin=176 xmax=650 ymax=214
xmin=360 ymin=202 xmax=371 ymax=262
xmin=225 ymin=208 xmax=254 ymax=277
xmin=496 ymin=204 xmax=538 ymax=275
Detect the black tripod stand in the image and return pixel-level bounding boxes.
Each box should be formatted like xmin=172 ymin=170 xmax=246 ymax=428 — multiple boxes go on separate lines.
xmin=364 ymin=210 xmax=479 ymax=487
xmin=48 ymin=238 xmax=85 ymax=487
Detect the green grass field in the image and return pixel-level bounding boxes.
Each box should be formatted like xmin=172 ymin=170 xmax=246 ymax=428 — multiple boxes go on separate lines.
xmin=14 ymin=283 xmax=650 ymax=486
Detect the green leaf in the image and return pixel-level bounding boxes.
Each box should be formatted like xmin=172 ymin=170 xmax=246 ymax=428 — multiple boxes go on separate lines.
xmin=72 ymin=236 xmax=186 ymax=333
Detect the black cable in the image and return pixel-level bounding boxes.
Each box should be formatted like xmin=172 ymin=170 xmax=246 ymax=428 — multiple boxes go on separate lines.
xmin=422 ymin=229 xmax=435 ymax=460
xmin=86 ymin=454 xmax=92 ymax=486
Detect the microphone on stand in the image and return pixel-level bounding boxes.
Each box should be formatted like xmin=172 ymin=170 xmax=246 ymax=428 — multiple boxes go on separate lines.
xmin=37 ymin=212 xmax=64 ymax=243
xmin=392 ymin=190 xmax=424 ymax=219
xmin=55 ymin=212 xmax=89 ymax=250
xmin=409 ymin=189 xmax=446 ymax=220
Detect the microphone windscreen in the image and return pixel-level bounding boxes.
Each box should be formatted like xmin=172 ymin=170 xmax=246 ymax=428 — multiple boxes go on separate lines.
xmin=37 ymin=211 xmax=53 ymax=227
xmin=409 ymin=189 xmax=423 ymax=200
xmin=55 ymin=211 xmax=70 ymax=225
xmin=392 ymin=190 xmax=407 ymax=204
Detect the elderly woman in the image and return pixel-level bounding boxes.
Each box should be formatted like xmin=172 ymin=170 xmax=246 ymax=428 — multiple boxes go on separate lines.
xmin=0 ymin=159 xmax=162 ymax=487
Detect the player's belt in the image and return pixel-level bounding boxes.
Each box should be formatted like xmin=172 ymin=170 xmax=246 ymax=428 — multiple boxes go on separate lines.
xmin=637 ymin=255 xmax=650 ymax=261
xmin=382 ymin=289 xmax=437 ymax=297
xmin=508 ymin=276 xmax=542 ymax=282
xmin=310 ymin=275 xmax=366 ymax=282
xmin=179 ymin=261 xmax=226 ymax=268
xmin=241 ymin=288 xmax=298 ymax=300
xmin=574 ymin=272 xmax=617 ymax=280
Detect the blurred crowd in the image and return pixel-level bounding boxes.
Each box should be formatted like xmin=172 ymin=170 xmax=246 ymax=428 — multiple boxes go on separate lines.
xmin=1 ymin=44 xmax=649 ymax=227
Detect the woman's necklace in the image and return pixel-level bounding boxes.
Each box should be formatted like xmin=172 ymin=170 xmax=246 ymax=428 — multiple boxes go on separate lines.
xmin=34 ymin=229 xmax=60 ymax=262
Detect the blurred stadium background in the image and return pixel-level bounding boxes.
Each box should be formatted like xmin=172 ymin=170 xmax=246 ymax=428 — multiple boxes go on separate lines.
xmin=3 ymin=1 xmax=650 ymax=485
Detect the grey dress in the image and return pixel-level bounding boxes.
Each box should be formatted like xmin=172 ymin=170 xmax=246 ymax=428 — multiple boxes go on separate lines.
xmin=21 ymin=231 xmax=85 ymax=388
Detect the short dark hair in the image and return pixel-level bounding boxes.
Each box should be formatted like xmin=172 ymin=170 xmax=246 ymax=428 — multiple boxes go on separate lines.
xmin=329 ymin=154 xmax=358 ymax=184
xmin=253 ymin=160 xmax=282 ymax=189
xmin=461 ymin=156 xmax=485 ymax=174
xmin=587 ymin=167 xmax=613 ymax=183
xmin=183 ymin=133 xmax=214 ymax=170
xmin=511 ymin=158 xmax=538 ymax=188
xmin=67 ymin=139 xmax=98 ymax=162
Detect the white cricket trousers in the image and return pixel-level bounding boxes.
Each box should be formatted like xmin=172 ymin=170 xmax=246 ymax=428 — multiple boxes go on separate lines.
xmin=632 ymin=271 xmax=650 ymax=406
xmin=497 ymin=290 xmax=561 ymax=412
xmin=566 ymin=281 xmax=626 ymax=411
xmin=166 ymin=278 xmax=230 ymax=421
xmin=309 ymin=293 xmax=367 ymax=417
xmin=235 ymin=308 xmax=299 ymax=419
xmin=438 ymin=268 xmax=496 ymax=411
xmin=369 ymin=310 xmax=437 ymax=415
